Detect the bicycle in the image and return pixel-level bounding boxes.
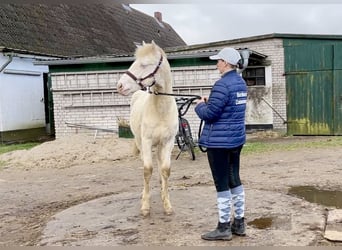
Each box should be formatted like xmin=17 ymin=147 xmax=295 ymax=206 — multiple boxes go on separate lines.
xmin=175 ymin=95 xmax=201 ymax=160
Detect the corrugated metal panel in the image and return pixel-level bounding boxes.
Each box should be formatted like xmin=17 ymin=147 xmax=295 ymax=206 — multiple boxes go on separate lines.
xmin=333 ymin=45 xmax=342 ymax=134
xmin=285 ymin=44 xmax=333 ymax=72
xmin=286 ymin=71 xmax=333 ymax=135
xmin=285 ymin=42 xmax=342 ymax=135
xmin=333 ymin=70 xmax=342 ymax=134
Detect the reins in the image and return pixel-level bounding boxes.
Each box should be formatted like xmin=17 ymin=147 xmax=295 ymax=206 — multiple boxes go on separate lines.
xmin=153 ymin=91 xmax=201 ymax=99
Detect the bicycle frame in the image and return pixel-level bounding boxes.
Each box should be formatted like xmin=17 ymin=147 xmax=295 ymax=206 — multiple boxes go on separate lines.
xmin=175 ymin=95 xmax=200 ymax=160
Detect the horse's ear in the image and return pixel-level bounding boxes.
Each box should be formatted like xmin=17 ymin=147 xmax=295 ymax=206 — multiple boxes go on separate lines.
xmin=151 ymin=40 xmax=158 ymax=49
xmin=142 ymin=41 xmax=146 ymax=45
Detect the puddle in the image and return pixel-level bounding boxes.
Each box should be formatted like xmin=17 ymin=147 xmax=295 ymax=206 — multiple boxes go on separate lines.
xmin=248 ymin=217 xmax=273 ymax=229
xmin=288 ymin=186 xmax=342 ymax=209
xmin=247 ymin=215 xmax=291 ymax=230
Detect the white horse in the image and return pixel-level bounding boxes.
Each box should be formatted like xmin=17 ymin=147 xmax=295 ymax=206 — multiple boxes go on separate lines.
xmin=116 ymin=41 xmax=178 ymax=216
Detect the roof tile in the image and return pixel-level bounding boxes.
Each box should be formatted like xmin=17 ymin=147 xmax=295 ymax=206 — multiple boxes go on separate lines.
xmin=0 ymin=3 xmax=186 ymax=57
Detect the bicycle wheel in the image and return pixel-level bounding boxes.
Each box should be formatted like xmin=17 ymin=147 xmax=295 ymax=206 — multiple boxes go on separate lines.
xmin=179 ymin=118 xmax=195 ymax=160
xmin=176 ymin=133 xmax=185 ymax=151
xmin=183 ymin=135 xmax=195 ymax=160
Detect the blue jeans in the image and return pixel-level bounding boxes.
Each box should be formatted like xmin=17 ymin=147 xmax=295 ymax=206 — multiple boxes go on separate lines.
xmin=206 ymin=145 xmax=243 ymax=192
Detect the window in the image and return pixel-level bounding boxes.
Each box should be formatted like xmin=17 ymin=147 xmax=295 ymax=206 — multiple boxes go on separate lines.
xmin=242 ymin=67 xmax=265 ymax=86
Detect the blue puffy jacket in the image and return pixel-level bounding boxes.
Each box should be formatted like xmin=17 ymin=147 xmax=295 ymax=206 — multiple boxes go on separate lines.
xmin=195 ymin=69 xmax=247 ymax=148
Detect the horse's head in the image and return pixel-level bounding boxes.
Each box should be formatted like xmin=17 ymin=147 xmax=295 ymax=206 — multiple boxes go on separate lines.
xmin=117 ymin=41 xmax=168 ymax=96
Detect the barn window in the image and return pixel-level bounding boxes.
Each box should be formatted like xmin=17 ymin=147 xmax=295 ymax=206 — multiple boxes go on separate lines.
xmin=242 ymin=67 xmax=265 ymax=86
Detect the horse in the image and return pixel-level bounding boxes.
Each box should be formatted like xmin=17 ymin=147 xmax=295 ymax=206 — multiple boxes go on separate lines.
xmin=116 ymin=41 xmax=178 ymax=217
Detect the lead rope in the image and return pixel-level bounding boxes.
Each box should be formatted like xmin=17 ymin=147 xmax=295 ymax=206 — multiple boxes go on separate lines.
xmin=198 ymin=119 xmax=207 ymax=153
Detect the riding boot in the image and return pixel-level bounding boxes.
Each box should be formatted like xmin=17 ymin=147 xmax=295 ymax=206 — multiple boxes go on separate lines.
xmin=201 ymin=222 xmax=232 ymax=241
xmin=231 ymin=217 xmax=246 ymax=236
xmin=201 ymin=190 xmax=232 ymax=241
xmin=231 ymin=185 xmax=246 ymax=236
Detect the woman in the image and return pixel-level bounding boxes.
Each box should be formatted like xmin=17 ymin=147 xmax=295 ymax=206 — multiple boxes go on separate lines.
xmin=195 ymin=47 xmax=247 ymax=241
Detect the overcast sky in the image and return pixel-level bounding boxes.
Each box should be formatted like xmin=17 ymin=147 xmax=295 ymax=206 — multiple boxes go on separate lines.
xmin=131 ymin=3 xmax=342 ymax=45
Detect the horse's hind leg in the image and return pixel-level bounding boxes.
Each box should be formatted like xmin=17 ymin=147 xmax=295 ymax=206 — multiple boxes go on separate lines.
xmin=157 ymin=143 xmax=173 ymax=215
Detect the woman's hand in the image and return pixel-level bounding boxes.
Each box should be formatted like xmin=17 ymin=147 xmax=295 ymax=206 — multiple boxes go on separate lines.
xmin=195 ymin=96 xmax=208 ymax=105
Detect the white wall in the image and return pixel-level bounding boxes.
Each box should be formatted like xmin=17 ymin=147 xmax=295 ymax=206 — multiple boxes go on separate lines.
xmin=245 ymin=66 xmax=273 ymax=125
xmin=0 ymin=54 xmax=49 ymax=132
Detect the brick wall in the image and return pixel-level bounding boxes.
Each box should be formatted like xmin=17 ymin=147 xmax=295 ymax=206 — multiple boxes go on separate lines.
xmin=51 ymin=67 xmax=216 ymax=139
xmin=51 ymin=71 xmax=128 ymax=138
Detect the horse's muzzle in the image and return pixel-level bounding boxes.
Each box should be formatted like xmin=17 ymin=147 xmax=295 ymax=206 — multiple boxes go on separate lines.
xmin=117 ymin=82 xmax=129 ymax=96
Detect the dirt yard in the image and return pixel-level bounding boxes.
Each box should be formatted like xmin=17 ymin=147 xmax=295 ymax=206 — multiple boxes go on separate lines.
xmin=0 ymin=133 xmax=341 ymax=246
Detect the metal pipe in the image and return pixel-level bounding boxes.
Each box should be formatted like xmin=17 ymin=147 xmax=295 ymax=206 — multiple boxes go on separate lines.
xmin=65 ymin=122 xmax=115 ymax=132
xmin=0 ymin=53 xmax=13 ymax=73
xmin=261 ymin=97 xmax=287 ymax=124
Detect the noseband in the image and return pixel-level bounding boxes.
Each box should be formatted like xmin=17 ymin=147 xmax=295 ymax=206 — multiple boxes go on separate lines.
xmin=125 ymin=55 xmax=163 ymax=91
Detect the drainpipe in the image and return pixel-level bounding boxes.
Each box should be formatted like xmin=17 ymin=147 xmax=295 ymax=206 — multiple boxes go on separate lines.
xmin=0 ymin=53 xmax=13 ymax=73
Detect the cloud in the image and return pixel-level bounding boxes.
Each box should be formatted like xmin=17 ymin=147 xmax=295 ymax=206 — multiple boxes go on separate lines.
xmin=131 ymin=4 xmax=342 ymax=45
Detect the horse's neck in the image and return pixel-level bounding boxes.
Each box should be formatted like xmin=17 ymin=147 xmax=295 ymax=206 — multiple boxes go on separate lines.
xmin=151 ymin=80 xmax=174 ymax=115
xmin=155 ymin=82 xmax=173 ymax=95
xmin=155 ymin=67 xmax=173 ymax=93
xmin=149 ymin=63 xmax=174 ymax=114
xmin=150 ymin=95 xmax=174 ymax=118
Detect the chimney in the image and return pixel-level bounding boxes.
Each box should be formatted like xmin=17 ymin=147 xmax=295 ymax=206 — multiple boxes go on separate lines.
xmin=154 ymin=12 xmax=162 ymax=22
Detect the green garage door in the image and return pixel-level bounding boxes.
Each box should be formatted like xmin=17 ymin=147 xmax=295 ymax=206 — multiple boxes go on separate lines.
xmin=285 ymin=44 xmax=342 ymax=135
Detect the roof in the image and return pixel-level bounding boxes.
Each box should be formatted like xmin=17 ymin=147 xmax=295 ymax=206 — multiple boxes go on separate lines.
xmin=40 ymin=31 xmax=342 ymax=66
xmin=0 ymin=3 xmax=186 ymax=57
xmin=165 ymin=33 xmax=342 ymax=52
xmin=35 ymin=48 xmax=267 ymax=66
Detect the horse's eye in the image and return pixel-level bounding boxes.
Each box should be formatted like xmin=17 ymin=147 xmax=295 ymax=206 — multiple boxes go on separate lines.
xmin=140 ymin=60 xmax=153 ymax=68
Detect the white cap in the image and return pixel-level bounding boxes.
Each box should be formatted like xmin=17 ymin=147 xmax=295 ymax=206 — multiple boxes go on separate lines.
xmin=209 ymin=47 xmax=241 ymax=65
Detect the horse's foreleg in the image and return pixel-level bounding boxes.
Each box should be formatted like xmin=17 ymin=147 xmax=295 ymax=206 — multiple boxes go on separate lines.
xmin=141 ymin=142 xmax=153 ymax=217
xmin=158 ymin=143 xmax=173 ymax=215
xmin=141 ymin=163 xmax=152 ymax=217
xmin=160 ymin=163 xmax=173 ymax=215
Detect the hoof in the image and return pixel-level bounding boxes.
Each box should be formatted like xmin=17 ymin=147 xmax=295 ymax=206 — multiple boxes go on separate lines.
xmin=141 ymin=209 xmax=150 ymax=217
xmin=164 ymin=208 xmax=173 ymax=216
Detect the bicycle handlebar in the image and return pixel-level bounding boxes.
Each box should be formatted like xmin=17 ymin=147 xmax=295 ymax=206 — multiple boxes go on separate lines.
xmin=175 ymin=95 xmax=201 ymax=117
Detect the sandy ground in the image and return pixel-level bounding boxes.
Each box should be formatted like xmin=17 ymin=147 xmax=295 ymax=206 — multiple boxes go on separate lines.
xmin=0 ymin=133 xmax=341 ymax=246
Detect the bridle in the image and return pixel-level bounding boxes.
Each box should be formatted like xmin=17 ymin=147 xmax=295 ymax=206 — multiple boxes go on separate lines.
xmin=124 ymin=55 xmax=163 ymax=91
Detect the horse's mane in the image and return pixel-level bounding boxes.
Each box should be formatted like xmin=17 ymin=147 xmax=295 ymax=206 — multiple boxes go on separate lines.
xmin=135 ymin=42 xmax=166 ymax=60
